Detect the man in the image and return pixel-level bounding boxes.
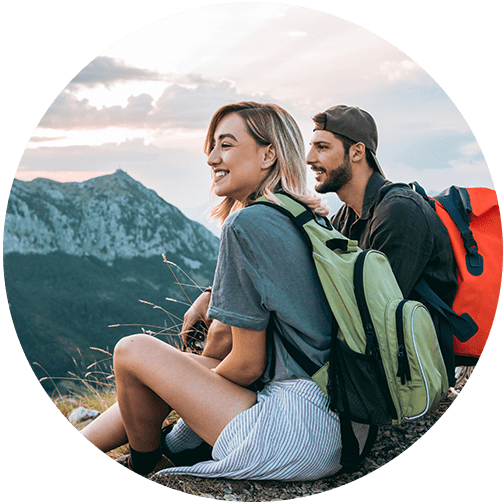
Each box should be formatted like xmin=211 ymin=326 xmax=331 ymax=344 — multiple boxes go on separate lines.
xmin=307 ymin=104 xmax=459 ymax=382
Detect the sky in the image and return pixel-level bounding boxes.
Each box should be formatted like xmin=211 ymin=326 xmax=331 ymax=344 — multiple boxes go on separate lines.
xmin=11 ymin=1 xmax=496 ymax=232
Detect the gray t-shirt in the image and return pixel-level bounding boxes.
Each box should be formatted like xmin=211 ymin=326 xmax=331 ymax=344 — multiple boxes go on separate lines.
xmin=207 ymin=203 xmax=333 ymax=385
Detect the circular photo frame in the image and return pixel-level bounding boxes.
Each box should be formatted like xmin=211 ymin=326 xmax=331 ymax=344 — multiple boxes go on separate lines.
xmin=2 ymin=1 xmax=502 ymax=503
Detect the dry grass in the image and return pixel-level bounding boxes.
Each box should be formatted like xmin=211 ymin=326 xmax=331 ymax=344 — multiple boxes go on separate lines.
xmin=45 ymin=341 xmax=181 ymax=461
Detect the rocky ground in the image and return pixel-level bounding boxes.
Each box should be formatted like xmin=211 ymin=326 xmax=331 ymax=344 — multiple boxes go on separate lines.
xmin=148 ymin=369 xmax=472 ymax=501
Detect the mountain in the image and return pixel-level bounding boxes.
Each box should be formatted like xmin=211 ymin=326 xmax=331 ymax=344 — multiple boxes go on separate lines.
xmin=4 ymin=169 xmax=219 ymax=265
xmin=3 ymin=170 xmax=220 ymax=392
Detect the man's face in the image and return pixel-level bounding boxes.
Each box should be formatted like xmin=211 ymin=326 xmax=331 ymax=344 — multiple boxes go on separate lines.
xmin=306 ymin=130 xmax=353 ymax=194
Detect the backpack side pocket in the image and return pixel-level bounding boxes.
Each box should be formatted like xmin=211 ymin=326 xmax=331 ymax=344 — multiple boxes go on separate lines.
xmin=327 ymin=335 xmax=397 ymax=425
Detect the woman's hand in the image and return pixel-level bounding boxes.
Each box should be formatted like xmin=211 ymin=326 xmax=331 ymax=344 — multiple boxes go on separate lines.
xmin=181 ymin=290 xmax=212 ymax=350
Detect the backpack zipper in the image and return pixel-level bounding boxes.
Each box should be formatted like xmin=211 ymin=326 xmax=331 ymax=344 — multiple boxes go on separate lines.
xmin=396 ymin=299 xmax=412 ymax=384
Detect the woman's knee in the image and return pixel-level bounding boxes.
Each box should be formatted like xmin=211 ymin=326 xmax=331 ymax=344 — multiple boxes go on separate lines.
xmin=113 ymin=334 xmax=159 ymax=370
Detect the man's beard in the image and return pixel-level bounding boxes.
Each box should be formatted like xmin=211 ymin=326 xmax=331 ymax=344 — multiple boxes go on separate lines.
xmin=315 ymin=154 xmax=353 ymax=194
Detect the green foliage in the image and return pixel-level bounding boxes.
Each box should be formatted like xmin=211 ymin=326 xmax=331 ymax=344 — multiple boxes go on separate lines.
xmin=4 ymin=251 xmax=216 ymax=392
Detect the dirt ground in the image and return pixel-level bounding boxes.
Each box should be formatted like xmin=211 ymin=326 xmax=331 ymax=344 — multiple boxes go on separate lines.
xmin=148 ymin=369 xmax=472 ymax=501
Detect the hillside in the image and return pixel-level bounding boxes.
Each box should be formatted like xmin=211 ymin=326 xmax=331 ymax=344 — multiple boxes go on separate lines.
xmin=3 ymin=170 xmax=219 ymax=391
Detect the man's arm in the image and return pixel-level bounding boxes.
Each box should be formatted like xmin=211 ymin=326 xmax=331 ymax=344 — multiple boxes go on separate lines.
xmin=368 ymin=193 xmax=434 ymax=297
xmin=181 ymin=290 xmax=233 ymax=359
xmin=181 ymin=290 xmax=213 ymax=350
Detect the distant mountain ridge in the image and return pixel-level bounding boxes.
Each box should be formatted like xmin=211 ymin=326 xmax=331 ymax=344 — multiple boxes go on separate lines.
xmin=4 ymin=169 xmax=219 ymax=266
xmin=3 ymin=170 xmax=219 ymax=390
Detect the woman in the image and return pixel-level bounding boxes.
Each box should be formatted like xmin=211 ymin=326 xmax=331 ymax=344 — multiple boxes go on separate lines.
xmin=81 ymin=101 xmax=368 ymax=481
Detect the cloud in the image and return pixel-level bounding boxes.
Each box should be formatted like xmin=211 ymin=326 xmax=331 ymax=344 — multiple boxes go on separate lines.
xmin=68 ymin=56 xmax=165 ymax=89
xmin=385 ymin=158 xmax=494 ymax=194
xmin=199 ymin=6 xmax=424 ymax=112
xmin=461 ymin=141 xmax=482 ymax=157
xmin=286 ymin=31 xmax=307 ymax=38
xmin=33 ymin=8 xmax=449 ymax=137
xmin=379 ymin=129 xmax=480 ymax=172
xmin=29 ymin=135 xmax=67 ymax=143
xmin=379 ymin=60 xmax=420 ymax=82
xmin=19 ymin=138 xmax=176 ymax=171
xmin=69 ymin=55 xmax=215 ymax=90
xmin=64 ymin=6 xmax=425 ymax=120
xmin=37 ymin=76 xmax=278 ymax=131
xmin=151 ymin=80 xmax=272 ymax=129
xmin=38 ymin=91 xmax=156 ymax=129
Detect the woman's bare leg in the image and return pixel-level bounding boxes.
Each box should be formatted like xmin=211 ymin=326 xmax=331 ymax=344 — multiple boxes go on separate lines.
xmin=114 ymin=353 xmax=171 ymax=453
xmin=113 ymin=334 xmax=256 ymax=451
xmin=80 ymin=402 xmax=128 ymax=452
xmin=80 ymin=350 xmax=222 ymax=453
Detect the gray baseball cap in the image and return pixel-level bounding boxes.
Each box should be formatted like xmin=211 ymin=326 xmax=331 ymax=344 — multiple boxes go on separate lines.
xmin=313 ymin=105 xmax=384 ymax=176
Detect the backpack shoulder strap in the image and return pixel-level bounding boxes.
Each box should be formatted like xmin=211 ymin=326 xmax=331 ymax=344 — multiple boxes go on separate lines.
xmin=410 ymin=181 xmax=436 ymax=209
xmin=434 ymin=186 xmax=484 ymax=276
xmin=252 ymin=193 xmax=356 ymax=252
xmin=413 ymin=279 xmax=477 ymax=343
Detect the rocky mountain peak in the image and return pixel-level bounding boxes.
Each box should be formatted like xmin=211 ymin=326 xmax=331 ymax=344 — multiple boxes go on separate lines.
xmin=3 ymin=171 xmax=219 ymax=267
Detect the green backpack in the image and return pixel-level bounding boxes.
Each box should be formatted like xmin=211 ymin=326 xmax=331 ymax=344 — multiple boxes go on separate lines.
xmin=254 ymin=193 xmax=449 ymax=471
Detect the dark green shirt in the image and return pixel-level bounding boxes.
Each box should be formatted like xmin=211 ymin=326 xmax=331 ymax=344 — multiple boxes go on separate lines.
xmin=331 ymin=172 xmax=457 ymax=306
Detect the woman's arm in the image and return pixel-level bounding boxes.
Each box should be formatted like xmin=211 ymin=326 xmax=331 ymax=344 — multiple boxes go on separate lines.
xmin=202 ymin=320 xmax=233 ymax=360
xmin=212 ymin=326 xmax=266 ymax=387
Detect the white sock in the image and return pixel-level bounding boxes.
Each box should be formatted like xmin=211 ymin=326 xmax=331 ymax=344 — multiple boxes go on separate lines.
xmin=163 ymin=419 xmax=204 ymax=454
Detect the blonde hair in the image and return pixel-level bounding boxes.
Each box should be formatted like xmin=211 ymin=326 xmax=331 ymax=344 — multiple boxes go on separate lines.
xmin=205 ymin=102 xmax=329 ymax=224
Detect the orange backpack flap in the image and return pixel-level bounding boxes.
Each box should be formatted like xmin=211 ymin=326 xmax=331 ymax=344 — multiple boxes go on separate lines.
xmin=434 ymin=187 xmax=503 ymax=359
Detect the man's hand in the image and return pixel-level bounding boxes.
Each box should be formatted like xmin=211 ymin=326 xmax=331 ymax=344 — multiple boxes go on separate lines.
xmin=181 ymin=289 xmax=233 ymax=360
xmin=181 ymin=290 xmax=212 ymax=350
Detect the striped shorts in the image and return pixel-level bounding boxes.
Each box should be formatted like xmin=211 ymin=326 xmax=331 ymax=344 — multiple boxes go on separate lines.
xmin=156 ymin=378 xmax=369 ymax=481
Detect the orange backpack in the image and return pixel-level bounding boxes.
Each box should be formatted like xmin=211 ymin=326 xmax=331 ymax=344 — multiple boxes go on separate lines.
xmin=412 ymin=184 xmax=502 ymax=362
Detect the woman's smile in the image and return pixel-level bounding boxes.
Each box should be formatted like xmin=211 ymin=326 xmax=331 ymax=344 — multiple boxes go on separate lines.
xmin=213 ymin=169 xmax=229 ymax=182
xmin=207 ymin=113 xmax=273 ymax=204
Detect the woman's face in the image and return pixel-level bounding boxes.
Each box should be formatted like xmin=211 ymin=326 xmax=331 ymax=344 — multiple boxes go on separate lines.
xmin=207 ymin=113 xmax=274 ymax=203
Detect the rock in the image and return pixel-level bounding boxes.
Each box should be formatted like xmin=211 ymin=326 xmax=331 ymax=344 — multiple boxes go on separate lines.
xmin=362 ymin=459 xmax=380 ymax=470
xmin=223 ymin=495 xmax=239 ymax=501
xmin=68 ymin=406 xmax=101 ymax=423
